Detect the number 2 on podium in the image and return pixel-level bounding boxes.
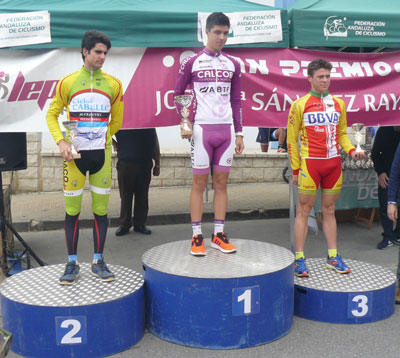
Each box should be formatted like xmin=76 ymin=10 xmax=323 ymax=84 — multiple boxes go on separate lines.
xmin=55 ymin=316 xmax=87 ymax=345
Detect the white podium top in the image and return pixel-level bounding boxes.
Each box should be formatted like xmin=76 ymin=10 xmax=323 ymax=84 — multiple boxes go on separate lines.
xmin=294 ymin=258 xmax=396 ymax=292
xmin=142 ymin=239 xmax=294 ymax=278
xmin=0 ymin=263 xmax=144 ymax=307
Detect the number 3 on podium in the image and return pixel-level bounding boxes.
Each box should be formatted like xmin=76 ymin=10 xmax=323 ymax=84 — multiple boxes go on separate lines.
xmin=232 ymin=286 xmax=260 ymax=316
xmin=347 ymin=292 xmax=372 ymax=319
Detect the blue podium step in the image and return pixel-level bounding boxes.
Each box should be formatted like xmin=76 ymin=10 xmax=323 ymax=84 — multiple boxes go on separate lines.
xmin=0 ymin=263 xmax=144 ymax=357
xmin=142 ymin=239 xmax=294 ymax=349
xmin=294 ymin=258 xmax=396 ymax=324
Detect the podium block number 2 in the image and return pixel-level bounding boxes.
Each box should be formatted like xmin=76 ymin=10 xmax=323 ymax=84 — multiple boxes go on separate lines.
xmin=232 ymin=286 xmax=260 ymax=316
xmin=56 ymin=316 xmax=87 ymax=345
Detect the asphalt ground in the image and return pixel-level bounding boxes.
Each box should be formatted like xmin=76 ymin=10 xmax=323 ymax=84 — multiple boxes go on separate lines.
xmin=2 ymin=217 xmax=400 ymax=358
xmin=8 ymin=182 xmax=289 ymax=232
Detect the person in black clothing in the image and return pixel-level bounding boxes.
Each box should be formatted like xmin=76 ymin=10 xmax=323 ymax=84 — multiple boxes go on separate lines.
xmin=113 ymin=129 xmax=160 ymax=236
xmin=371 ymin=126 xmax=400 ymax=249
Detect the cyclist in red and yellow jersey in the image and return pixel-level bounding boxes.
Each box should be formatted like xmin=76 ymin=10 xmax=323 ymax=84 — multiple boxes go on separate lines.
xmin=46 ymin=31 xmax=124 ymax=285
xmin=287 ymin=59 xmax=365 ymax=277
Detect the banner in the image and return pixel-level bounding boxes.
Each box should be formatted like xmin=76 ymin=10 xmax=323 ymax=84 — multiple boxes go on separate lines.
xmin=1 ymin=47 xmax=400 ymax=132
xmin=198 ymin=11 xmax=283 ymax=45
xmin=0 ymin=11 xmax=51 ymax=48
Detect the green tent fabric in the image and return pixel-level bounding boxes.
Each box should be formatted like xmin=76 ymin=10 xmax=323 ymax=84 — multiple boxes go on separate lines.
xmin=0 ymin=0 xmax=289 ymax=49
xmin=289 ymin=0 xmax=400 ymax=48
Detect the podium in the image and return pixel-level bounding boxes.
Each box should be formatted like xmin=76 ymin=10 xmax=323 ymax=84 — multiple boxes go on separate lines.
xmin=0 ymin=263 xmax=144 ymax=357
xmin=294 ymin=258 xmax=396 ymax=324
xmin=143 ymin=239 xmax=294 ymax=349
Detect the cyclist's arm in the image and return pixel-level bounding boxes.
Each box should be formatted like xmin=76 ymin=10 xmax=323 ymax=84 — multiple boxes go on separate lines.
xmin=231 ymin=58 xmax=243 ymax=134
xmin=336 ymin=99 xmax=355 ymax=155
xmin=109 ymin=78 xmax=124 ymax=137
xmin=286 ymin=101 xmax=302 ymax=174
xmin=174 ymin=56 xmax=193 ymax=122
xmin=46 ymin=79 xmax=67 ymax=145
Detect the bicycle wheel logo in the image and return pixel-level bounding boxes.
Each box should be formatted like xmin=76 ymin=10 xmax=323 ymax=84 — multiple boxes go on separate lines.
xmin=324 ymin=16 xmax=348 ymax=38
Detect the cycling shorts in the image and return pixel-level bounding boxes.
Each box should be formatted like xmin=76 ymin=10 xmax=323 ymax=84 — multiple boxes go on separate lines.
xmin=191 ymin=123 xmax=235 ymax=175
xmin=298 ymin=157 xmax=342 ymax=194
xmin=63 ymin=148 xmax=112 ymax=216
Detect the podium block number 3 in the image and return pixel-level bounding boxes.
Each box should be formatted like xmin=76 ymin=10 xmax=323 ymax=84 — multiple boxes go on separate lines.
xmin=347 ymin=293 xmax=372 ymax=319
xmin=56 ymin=316 xmax=87 ymax=345
xmin=232 ymin=286 xmax=260 ymax=316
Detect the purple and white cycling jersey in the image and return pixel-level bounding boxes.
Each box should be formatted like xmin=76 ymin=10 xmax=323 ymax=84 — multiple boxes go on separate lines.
xmin=174 ymin=47 xmax=242 ymax=133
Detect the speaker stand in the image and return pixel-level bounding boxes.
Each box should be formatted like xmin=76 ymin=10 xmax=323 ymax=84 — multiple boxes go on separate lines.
xmin=0 ymin=172 xmax=46 ymax=276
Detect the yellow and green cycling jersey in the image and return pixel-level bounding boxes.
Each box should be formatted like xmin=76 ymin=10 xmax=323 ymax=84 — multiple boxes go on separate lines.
xmin=46 ymin=66 xmax=124 ymax=150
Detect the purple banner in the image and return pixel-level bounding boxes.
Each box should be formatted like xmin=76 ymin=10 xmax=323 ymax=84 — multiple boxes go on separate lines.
xmin=123 ymin=47 xmax=400 ymax=128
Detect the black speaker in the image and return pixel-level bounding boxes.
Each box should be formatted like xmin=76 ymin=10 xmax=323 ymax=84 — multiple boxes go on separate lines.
xmin=0 ymin=132 xmax=27 ymax=172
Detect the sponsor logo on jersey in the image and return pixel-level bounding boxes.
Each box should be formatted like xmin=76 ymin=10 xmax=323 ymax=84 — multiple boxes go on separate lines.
xmin=314 ymin=125 xmax=325 ymax=132
xmin=197 ymin=69 xmax=233 ymax=79
xmin=70 ymin=92 xmax=111 ymax=113
xmin=304 ymin=112 xmax=339 ymax=125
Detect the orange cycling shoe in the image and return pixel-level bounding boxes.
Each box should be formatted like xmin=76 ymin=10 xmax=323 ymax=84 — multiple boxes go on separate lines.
xmin=191 ymin=234 xmax=206 ymax=256
xmin=210 ymin=232 xmax=237 ymax=253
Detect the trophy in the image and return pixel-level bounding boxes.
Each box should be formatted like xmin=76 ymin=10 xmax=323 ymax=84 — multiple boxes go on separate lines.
xmin=351 ymin=123 xmax=364 ymax=153
xmin=62 ymin=120 xmax=81 ymax=159
xmin=175 ymin=95 xmax=193 ymax=137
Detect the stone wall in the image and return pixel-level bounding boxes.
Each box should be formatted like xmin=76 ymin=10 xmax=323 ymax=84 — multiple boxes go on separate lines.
xmin=5 ymin=133 xmax=288 ymax=193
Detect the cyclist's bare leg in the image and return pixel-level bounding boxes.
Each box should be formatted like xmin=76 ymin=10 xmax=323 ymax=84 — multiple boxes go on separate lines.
xmin=190 ymin=173 xmax=209 ymax=221
xmin=213 ymin=171 xmax=229 ymax=220
xmin=295 ymin=192 xmax=317 ymax=252
xmin=321 ymin=192 xmax=340 ymax=250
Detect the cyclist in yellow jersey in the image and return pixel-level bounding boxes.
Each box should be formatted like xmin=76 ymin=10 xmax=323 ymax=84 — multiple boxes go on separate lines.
xmin=287 ymin=59 xmax=365 ymax=277
xmin=46 ymin=31 xmax=124 ymax=285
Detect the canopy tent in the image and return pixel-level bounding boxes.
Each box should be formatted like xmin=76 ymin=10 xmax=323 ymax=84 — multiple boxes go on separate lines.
xmin=289 ymin=0 xmax=400 ymax=50
xmin=0 ymin=0 xmax=289 ymax=49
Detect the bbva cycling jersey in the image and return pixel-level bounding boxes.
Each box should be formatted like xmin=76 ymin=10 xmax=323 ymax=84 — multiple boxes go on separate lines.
xmin=287 ymin=90 xmax=355 ymax=175
xmin=47 ymin=67 xmax=124 ymax=150
xmin=174 ymin=47 xmax=243 ymax=133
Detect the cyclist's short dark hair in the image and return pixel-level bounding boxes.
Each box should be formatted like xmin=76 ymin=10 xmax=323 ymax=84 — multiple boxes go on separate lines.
xmin=307 ymin=59 xmax=332 ymax=77
xmin=81 ymin=30 xmax=111 ymax=62
xmin=206 ymin=12 xmax=230 ymax=31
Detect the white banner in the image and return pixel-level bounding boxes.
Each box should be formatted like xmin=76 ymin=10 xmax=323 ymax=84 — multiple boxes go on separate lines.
xmin=0 ymin=48 xmax=145 ymax=132
xmin=198 ymin=11 xmax=282 ymax=45
xmin=0 ymin=11 xmax=51 ymax=48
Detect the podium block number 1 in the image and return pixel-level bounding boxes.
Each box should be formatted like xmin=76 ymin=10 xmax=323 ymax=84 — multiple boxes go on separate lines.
xmin=56 ymin=316 xmax=87 ymax=345
xmin=232 ymin=286 xmax=260 ymax=316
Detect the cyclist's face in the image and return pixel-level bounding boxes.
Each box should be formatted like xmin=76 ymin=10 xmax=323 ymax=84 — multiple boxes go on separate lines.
xmin=83 ymin=43 xmax=108 ymax=71
xmin=206 ymin=25 xmax=229 ymax=53
xmin=308 ymin=68 xmax=331 ymax=94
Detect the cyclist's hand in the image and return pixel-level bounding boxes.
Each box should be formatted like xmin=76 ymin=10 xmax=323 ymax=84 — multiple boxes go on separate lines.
xmin=58 ymin=139 xmax=74 ymax=162
xmin=235 ymin=136 xmax=244 ymax=154
xmin=180 ymin=120 xmax=192 ymax=139
xmin=292 ymin=174 xmax=298 ymax=185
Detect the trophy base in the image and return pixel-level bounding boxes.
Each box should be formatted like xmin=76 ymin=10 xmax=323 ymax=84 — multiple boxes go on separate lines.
xmin=181 ymin=130 xmax=193 ymax=137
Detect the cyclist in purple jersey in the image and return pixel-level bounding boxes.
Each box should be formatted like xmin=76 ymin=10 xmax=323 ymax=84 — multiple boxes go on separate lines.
xmin=174 ymin=12 xmax=244 ymax=256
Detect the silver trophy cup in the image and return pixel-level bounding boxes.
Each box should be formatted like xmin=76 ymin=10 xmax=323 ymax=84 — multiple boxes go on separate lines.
xmin=62 ymin=120 xmax=81 ymax=159
xmin=351 ymin=123 xmax=364 ymax=153
xmin=175 ymin=95 xmax=193 ymax=137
